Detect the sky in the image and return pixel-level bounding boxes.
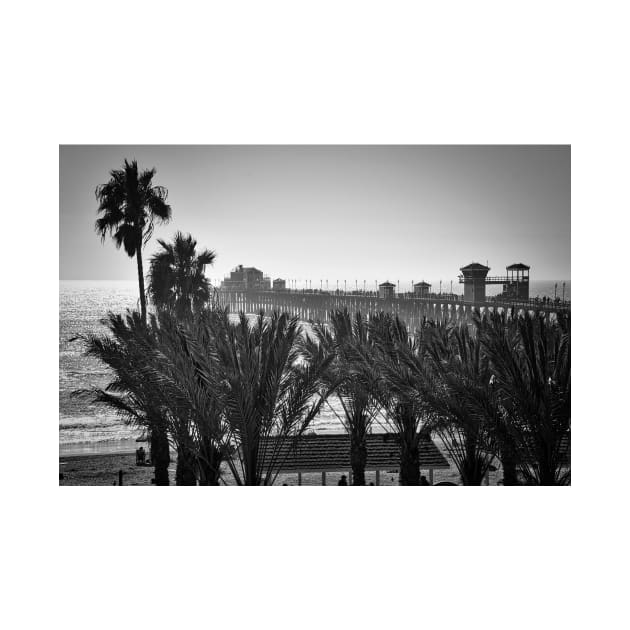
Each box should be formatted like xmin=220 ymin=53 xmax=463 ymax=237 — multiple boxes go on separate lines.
xmin=59 ymin=145 xmax=570 ymax=290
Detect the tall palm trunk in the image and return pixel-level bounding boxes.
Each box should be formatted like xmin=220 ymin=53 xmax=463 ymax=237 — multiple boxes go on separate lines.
xmin=150 ymin=423 xmax=171 ymax=486
xmin=136 ymin=244 xmax=147 ymax=325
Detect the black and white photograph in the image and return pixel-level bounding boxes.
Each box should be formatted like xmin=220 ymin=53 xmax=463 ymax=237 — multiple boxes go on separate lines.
xmin=5 ymin=2 xmax=629 ymax=629
xmin=60 ymin=145 xmax=571 ymax=487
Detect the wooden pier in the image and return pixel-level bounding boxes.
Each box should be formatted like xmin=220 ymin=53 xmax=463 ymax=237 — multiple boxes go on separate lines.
xmin=217 ymin=289 xmax=570 ymax=327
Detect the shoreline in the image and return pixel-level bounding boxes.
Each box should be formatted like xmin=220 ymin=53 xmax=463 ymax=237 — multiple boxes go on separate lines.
xmin=59 ymin=438 xmax=143 ymax=458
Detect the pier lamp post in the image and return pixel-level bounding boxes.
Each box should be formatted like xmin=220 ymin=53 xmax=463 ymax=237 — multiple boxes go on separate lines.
xmin=344 ymin=280 xmax=347 ymax=293
xmin=554 ymin=283 xmax=558 ymax=300
xmin=320 ymin=280 xmax=322 ymax=291
xmin=326 ymin=279 xmax=328 ymax=291
xmin=363 ymin=280 xmax=366 ymax=293
xmin=337 ymin=280 xmax=339 ymax=292
xmin=355 ymin=280 xmax=358 ymax=292
xmin=562 ymin=282 xmax=566 ymax=302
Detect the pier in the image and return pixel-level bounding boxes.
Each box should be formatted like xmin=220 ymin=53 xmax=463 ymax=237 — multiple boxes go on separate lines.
xmin=217 ymin=288 xmax=570 ymax=327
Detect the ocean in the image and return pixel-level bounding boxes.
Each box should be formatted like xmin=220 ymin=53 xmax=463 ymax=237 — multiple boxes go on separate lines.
xmin=59 ymin=279 xmax=571 ymax=454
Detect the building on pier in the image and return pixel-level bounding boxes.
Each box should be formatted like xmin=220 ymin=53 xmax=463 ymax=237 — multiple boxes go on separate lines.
xmin=501 ymin=263 xmax=530 ymax=300
xmin=413 ymin=281 xmax=431 ymax=297
xmin=379 ymin=281 xmax=396 ymax=300
xmin=273 ymin=278 xmax=287 ymax=291
xmin=220 ymin=265 xmax=266 ymax=291
xmin=459 ymin=262 xmax=490 ymax=302
xmin=458 ymin=261 xmax=531 ymax=302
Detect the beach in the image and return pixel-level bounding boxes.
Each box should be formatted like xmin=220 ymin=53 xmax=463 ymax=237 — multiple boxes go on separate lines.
xmin=59 ymin=444 xmax=501 ymax=486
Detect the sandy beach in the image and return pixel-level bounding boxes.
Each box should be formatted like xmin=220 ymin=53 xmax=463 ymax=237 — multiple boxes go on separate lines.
xmin=59 ymin=445 xmax=498 ymax=486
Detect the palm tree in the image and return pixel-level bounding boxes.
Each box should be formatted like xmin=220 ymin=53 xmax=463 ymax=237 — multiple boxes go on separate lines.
xmin=149 ymin=309 xmax=229 ymax=485
xmin=79 ymin=309 xmax=231 ymax=486
xmin=79 ymin=311 xmax=172 ymax=485
xmin=303 ymin=309 xmax=381 ymax=485
xmin=148 ymin=231 xmax=216 ymax=319
xmin=366 ymin=312 xmax=431 ymax=485
xmin=208 ymin=310 xmax=334 ymax=486
xmin=416 ymin=321 xmax=496 ymax=485
xmin=95 ymin=160 xmax=172 ymax=325
xmin=479 ymin=311 xmax=571 ymax=485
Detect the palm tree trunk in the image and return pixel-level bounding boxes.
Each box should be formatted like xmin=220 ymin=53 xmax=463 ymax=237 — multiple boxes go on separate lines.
xmin=198 ymin=438 xmax=222 ymax=485
xmin=500 ymin=449 xmax=519 ymax=486
xmin=461 ymin=437 xmax=484 ymax=485
xmin=399 ymin=440 xmax=420 ymax=485
xmin=245 ymin=450 xmax=259 ymax=486
xmin=350 ymin=431 xmax=367 ymax=486
xmin=150 ymin=424 xmax=170 ymax=486
xmin=175 ymin=447 xmax=197 ymax=485
xmin=136 ymin=245 xmax=147 ymax=325
xmin=538 ymin=451 xmax=558 ymax=486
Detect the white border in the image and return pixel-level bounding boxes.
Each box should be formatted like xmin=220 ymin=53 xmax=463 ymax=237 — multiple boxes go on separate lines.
xmin=4 ymin=1 xmax=627 ymax=629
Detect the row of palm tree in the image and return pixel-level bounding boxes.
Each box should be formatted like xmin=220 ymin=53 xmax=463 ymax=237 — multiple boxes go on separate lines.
xmin=80 ymin=308 xmax=334 ymax=485
xmin=302 ymin=308 xmax=570 ymax=486
xmin=79 ymin=302 xmax=570 ymax=485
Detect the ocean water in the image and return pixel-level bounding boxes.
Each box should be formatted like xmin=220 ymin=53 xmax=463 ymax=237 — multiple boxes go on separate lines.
xmin=59 ymin=279 xmax=570 ymax=452
xmin=59 ymin=281 xmax=347 ymax=450
xmin=60 ymin=281 xmax=142 ymax=447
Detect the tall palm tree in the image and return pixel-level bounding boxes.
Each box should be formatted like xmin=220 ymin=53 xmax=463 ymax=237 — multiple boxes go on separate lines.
xmin=148 ymin=231 xmax=216 ymax=319
xmin=95 ymin=159 xmax=172 ymax=324
xmin=303 ymin=309 xmax=381 ymax=485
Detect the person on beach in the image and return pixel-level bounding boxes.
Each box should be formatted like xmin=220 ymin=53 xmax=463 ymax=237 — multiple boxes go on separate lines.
xmin=420 ymin=475 xmax=430 ymax=486
xmin=338 ymin=475 xmax=348 ymax=486
xmin=136 ymin=446 xmax=146 ymax=465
